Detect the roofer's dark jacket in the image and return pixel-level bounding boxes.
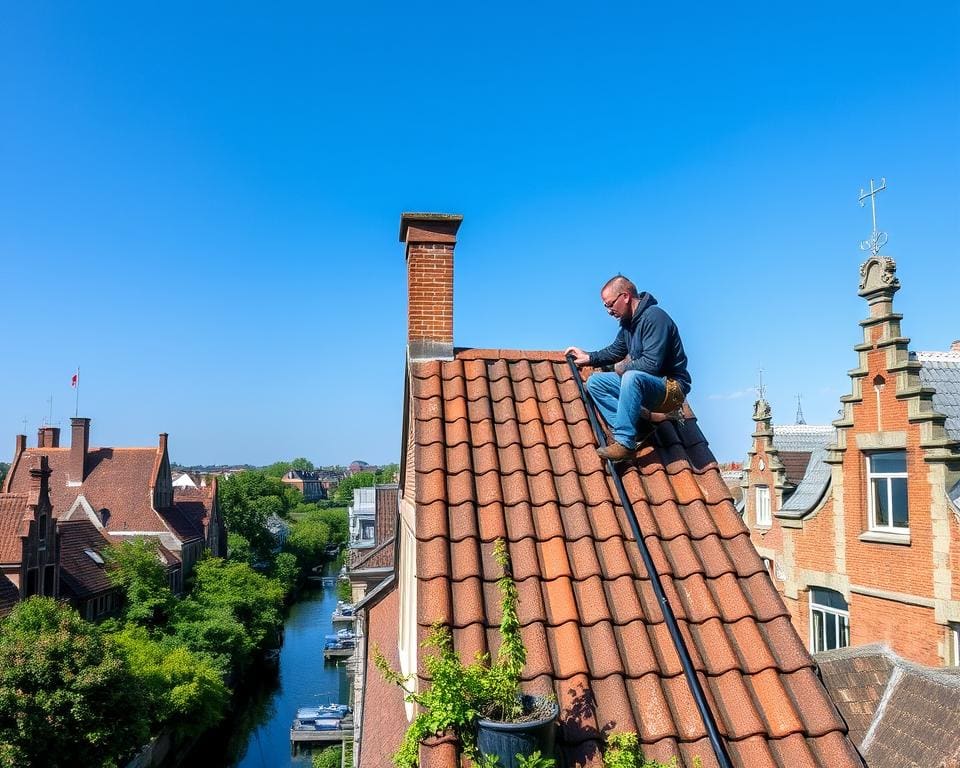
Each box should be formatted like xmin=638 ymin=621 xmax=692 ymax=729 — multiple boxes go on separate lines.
xmin=588 ymin=292 xmax=692 ymax=393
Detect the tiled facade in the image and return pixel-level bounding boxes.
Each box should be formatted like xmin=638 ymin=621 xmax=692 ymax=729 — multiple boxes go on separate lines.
xmin=741 ymin=255 xmax=960 ymax=667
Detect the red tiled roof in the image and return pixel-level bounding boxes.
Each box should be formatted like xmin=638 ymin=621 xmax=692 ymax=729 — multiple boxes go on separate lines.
xmin=6 ymin=447 xmax=175 ymax=536
xmin=376 ymin=485 xmax=399 ymax=547
xmin=393 ymin=350 xmax=859 ymax=768
xmin=0 ymin=494 xmax=29 ymax=563
xmin=57 ymin=519 xmax=114 ymax=599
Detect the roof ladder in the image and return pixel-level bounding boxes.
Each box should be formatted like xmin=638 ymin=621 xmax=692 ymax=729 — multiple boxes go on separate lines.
xmin=565 ymin=355 xmax=734 ymax=768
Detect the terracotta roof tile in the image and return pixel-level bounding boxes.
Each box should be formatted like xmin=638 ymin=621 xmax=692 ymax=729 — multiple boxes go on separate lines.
xmin=0 ymin=494 xmax=29 ymax=563
xmin=363 ymin=349 xmax=859 ymax=768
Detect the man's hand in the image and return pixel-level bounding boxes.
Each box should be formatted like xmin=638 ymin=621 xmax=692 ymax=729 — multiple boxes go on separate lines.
xmin=564 ymin=346 xmax=590 ymax=367
xmin=613 ymin=355 xmax=633 ymax=376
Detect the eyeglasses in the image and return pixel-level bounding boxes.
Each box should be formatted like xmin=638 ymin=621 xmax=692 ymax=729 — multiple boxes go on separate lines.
xmin=602 ymin=292 xmax=626 ymax=310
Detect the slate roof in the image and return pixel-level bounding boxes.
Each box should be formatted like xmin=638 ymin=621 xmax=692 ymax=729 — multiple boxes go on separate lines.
xmin=378 ymin=349 xmax=861 ymax=768
xmin=57 ymin=519 xmax=114 ymax=599
xmin=916 ymin=350 xmax=960 ymax=442
xmin=769 ymin=427 xmax=834 ymax=519
xmin=817 ymin=644 xmax=960 ymax=767
xmin=0 ymin=494 xmax=29 ymax=563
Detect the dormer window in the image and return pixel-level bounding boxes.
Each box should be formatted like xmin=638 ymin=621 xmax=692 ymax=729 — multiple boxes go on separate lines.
xmin=866 ymin=451 xmax=908 ymax=532
xmin=84 ymin=548 xmax=105 ymax=565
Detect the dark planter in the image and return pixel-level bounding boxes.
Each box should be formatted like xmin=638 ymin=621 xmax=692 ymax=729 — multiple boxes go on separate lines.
xmin=477 ymin=695 xmax=559 ymax=768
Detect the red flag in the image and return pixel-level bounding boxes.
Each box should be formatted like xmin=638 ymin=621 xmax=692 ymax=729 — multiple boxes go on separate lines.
xmin=71 ymin=372 xmax=78 ymax=388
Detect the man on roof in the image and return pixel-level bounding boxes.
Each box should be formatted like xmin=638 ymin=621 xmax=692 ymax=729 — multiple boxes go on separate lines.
xmin=566 ymin=274 xmax=691 ymax=461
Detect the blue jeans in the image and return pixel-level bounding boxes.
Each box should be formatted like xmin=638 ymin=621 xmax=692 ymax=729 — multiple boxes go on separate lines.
xmin=585 ymin=370 xmax=666 ymax=449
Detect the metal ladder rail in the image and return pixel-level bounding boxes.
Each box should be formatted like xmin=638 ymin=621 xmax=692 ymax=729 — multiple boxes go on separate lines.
xmin=565 ymin=355 xmax=734 ymax=768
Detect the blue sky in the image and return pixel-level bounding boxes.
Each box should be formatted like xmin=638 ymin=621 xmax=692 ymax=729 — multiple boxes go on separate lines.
xmin=1 ymin=3 xmax=957 ymax=467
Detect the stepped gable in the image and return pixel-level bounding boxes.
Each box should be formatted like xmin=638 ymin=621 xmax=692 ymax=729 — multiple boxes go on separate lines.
xmin=409 ymin=348 xmax=861 ymax=768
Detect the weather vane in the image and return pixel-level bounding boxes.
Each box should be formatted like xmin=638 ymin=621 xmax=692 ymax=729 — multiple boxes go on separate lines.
xmin=756 ymin=367 xmax=766 ymax=401
xmin=858 ymin=177 xmax=887 ymax=256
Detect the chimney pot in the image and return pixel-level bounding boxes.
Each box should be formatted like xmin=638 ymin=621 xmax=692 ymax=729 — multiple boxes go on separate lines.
xmin=951 ymin=340 xmax=960 ymax=353
xmin=401 ymin=212 xmax=462 ymax=361
xmin=15 ymin=434 xmax=26 ymax=457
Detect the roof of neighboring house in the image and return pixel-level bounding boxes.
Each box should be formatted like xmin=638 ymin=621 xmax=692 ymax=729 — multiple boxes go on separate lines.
xmin=366 ymin=349 xmax=860 ymax=768
xmin=0 ymin=574 xmax=20 ymax=615
xmin=173 ymin=485 xmax=217 ymax=541
xmin=817 ymin=644 xmax=960 ymax=767
xmin=6 ymin=447 xmax=200 ymax=543
xmin=769 ymin=426 xmax=834 ymax=519
xmin=0 ymin=494 xmax=29 ymax=563
xmin=916 ymin=350 xmax=960 ymax=441
xmin=350 ymin=485 xmax=399 ymax=571
xmin=57 ymin=519 xmax=115 ymax=599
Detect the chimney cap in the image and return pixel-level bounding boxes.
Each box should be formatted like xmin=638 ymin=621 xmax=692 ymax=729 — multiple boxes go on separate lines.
xmin=399 ymin=212 xmax=463 ymax=243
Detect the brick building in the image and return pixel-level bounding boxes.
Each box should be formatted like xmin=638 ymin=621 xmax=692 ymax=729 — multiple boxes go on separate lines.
xmin=2 ymin=419 xmax=227 ymax=613
xmin=0 ymin=456 xmax=60 ymax=615
xmin=740 ymin=254 xmax=960 ymax=667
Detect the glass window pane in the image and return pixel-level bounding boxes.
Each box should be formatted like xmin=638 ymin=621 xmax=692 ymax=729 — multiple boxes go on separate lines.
xmin=811 ymin=587 xmax=848 ymax=611
xmin=825 ymin=612 xmax=837 ymax=650
xmin=812 ymin=610 xmax=824 ymax=653
xmin=870 ymin=451 xmax=906 ymax=473
xmin=840 ymin=616 xmax=850 ymax=648
xmin=891 ymin=478 xmax=909 ymax=528
xmin=872 ymin=478 xmax=890 ymax=526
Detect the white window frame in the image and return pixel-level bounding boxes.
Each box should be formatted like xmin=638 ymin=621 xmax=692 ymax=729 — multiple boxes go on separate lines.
xmin=755 ymin=485 xmax=771 ymax=527
xmin=809 ymin=588 xmax=850 ymax=654
xmin=866 ymin=451 xmax=909 ymax=533
xmin=950 ymin=623 xmax=960 ymax=667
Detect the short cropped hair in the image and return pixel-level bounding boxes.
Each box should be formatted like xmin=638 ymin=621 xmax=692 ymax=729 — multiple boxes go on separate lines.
xmin=602 ymin=274 xmax=638 ymax=298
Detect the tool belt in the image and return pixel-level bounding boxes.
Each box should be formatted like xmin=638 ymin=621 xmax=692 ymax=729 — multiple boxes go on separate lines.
xmin=651 ymin=378 xmax=685 ymax=414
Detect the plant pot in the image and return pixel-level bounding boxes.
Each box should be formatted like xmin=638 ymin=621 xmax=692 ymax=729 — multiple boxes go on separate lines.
xmin=477 ymin=695 xmax=559 ymax=768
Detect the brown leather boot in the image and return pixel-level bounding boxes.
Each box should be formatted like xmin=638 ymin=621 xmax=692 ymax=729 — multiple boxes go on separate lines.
xmin=597 ymin=441 xmax=638 ymax=462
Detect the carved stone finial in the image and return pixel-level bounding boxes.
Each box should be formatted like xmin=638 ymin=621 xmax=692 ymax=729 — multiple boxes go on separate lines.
xmin=753 ymin=399 xmax=771 ymax=420
xmin=858 ymin=255 xmax=900 ymax=297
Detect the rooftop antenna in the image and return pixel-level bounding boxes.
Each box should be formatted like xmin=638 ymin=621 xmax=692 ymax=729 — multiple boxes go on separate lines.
xmin=858 ymin=177 xmax=888 ymax=256
xmin=46 ymin=395 xmax=53 ymax=427
xmin=795 ymin=394 xmax=806 ymax=425
xmin=755 ymin=367 xmax=766 ymax=401
xmin=21 ymin=416 xmax=28 ymax=435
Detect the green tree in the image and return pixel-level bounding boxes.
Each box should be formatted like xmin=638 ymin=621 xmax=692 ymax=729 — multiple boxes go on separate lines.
xmin=376 ymin=463 xmax=399 ymax=484
xmin=291 ymin=457 xmax=315 ymax=472
xmin=105 ymin=539 xmax=175 ymax=627
xmin=333 ymin=471 xmax=377 ymax=504
xmin=218 ymin=471 xmax=292 ymax=558
xmin=173 ymin=558 xmax=284 ymax=673
xmin=0 ymin=463 xmax=8 ymax=489
xmin=285 ymin=517 xmax=330 ymax=569
xmin=271 ymin=551 xmax=300 ymax=594
xmin=0 ymin=598 xmax=149 ymax=768
xmin=262 ymin=461 xmax=292 ymax=478
xmin=111 ymin=624 xmax=229 ymax=738
xmin=315 ymin=508 xmax=349 ymax=544
xmin=313 ymin=746 xmax=342 ymax=768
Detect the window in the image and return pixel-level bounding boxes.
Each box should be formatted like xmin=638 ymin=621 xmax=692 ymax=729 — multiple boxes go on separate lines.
xmin=866 ymin=451 xmax=908 ymax=532
xmin=755 ymin=485 xmax=771 ymax=526
xmin=950 ymin=623 xmax=960 ymax=667
xmin=38 ymin=515 xmax=47 ymax=550
xmin=810 ymin=587 xmax=850 ymax=653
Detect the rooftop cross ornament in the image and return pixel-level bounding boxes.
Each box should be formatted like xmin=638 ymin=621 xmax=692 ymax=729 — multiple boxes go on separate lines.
xmin=756 ymin=367 xmax=766 ymax=401
xmin=858 ymin=177 xmax=888 ymax=256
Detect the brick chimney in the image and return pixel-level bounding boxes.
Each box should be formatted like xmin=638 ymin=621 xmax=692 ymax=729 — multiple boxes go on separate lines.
xmin=37 ymin=426 xmax=60 ymax=448
xmin=69 ymin=417 xmax=90 ymax=486
xmin=952 ymin=340 xmax=960 ymax=353
xmin=14 ymin=434 xmax=26 ymax=457
xmin=29 ymin=455 xmax=52 ymax=495
xmin=400 ymin=212 xmax=462 ymax=361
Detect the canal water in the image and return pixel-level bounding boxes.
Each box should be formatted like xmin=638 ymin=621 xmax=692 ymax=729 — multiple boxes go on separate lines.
xmin=182 ymin=580 xmax=351 ymax=768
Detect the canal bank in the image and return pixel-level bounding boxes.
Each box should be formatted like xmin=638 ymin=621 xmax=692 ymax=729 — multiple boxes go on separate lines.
xmin=179 ymin=579 xmax=352 ymax=768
